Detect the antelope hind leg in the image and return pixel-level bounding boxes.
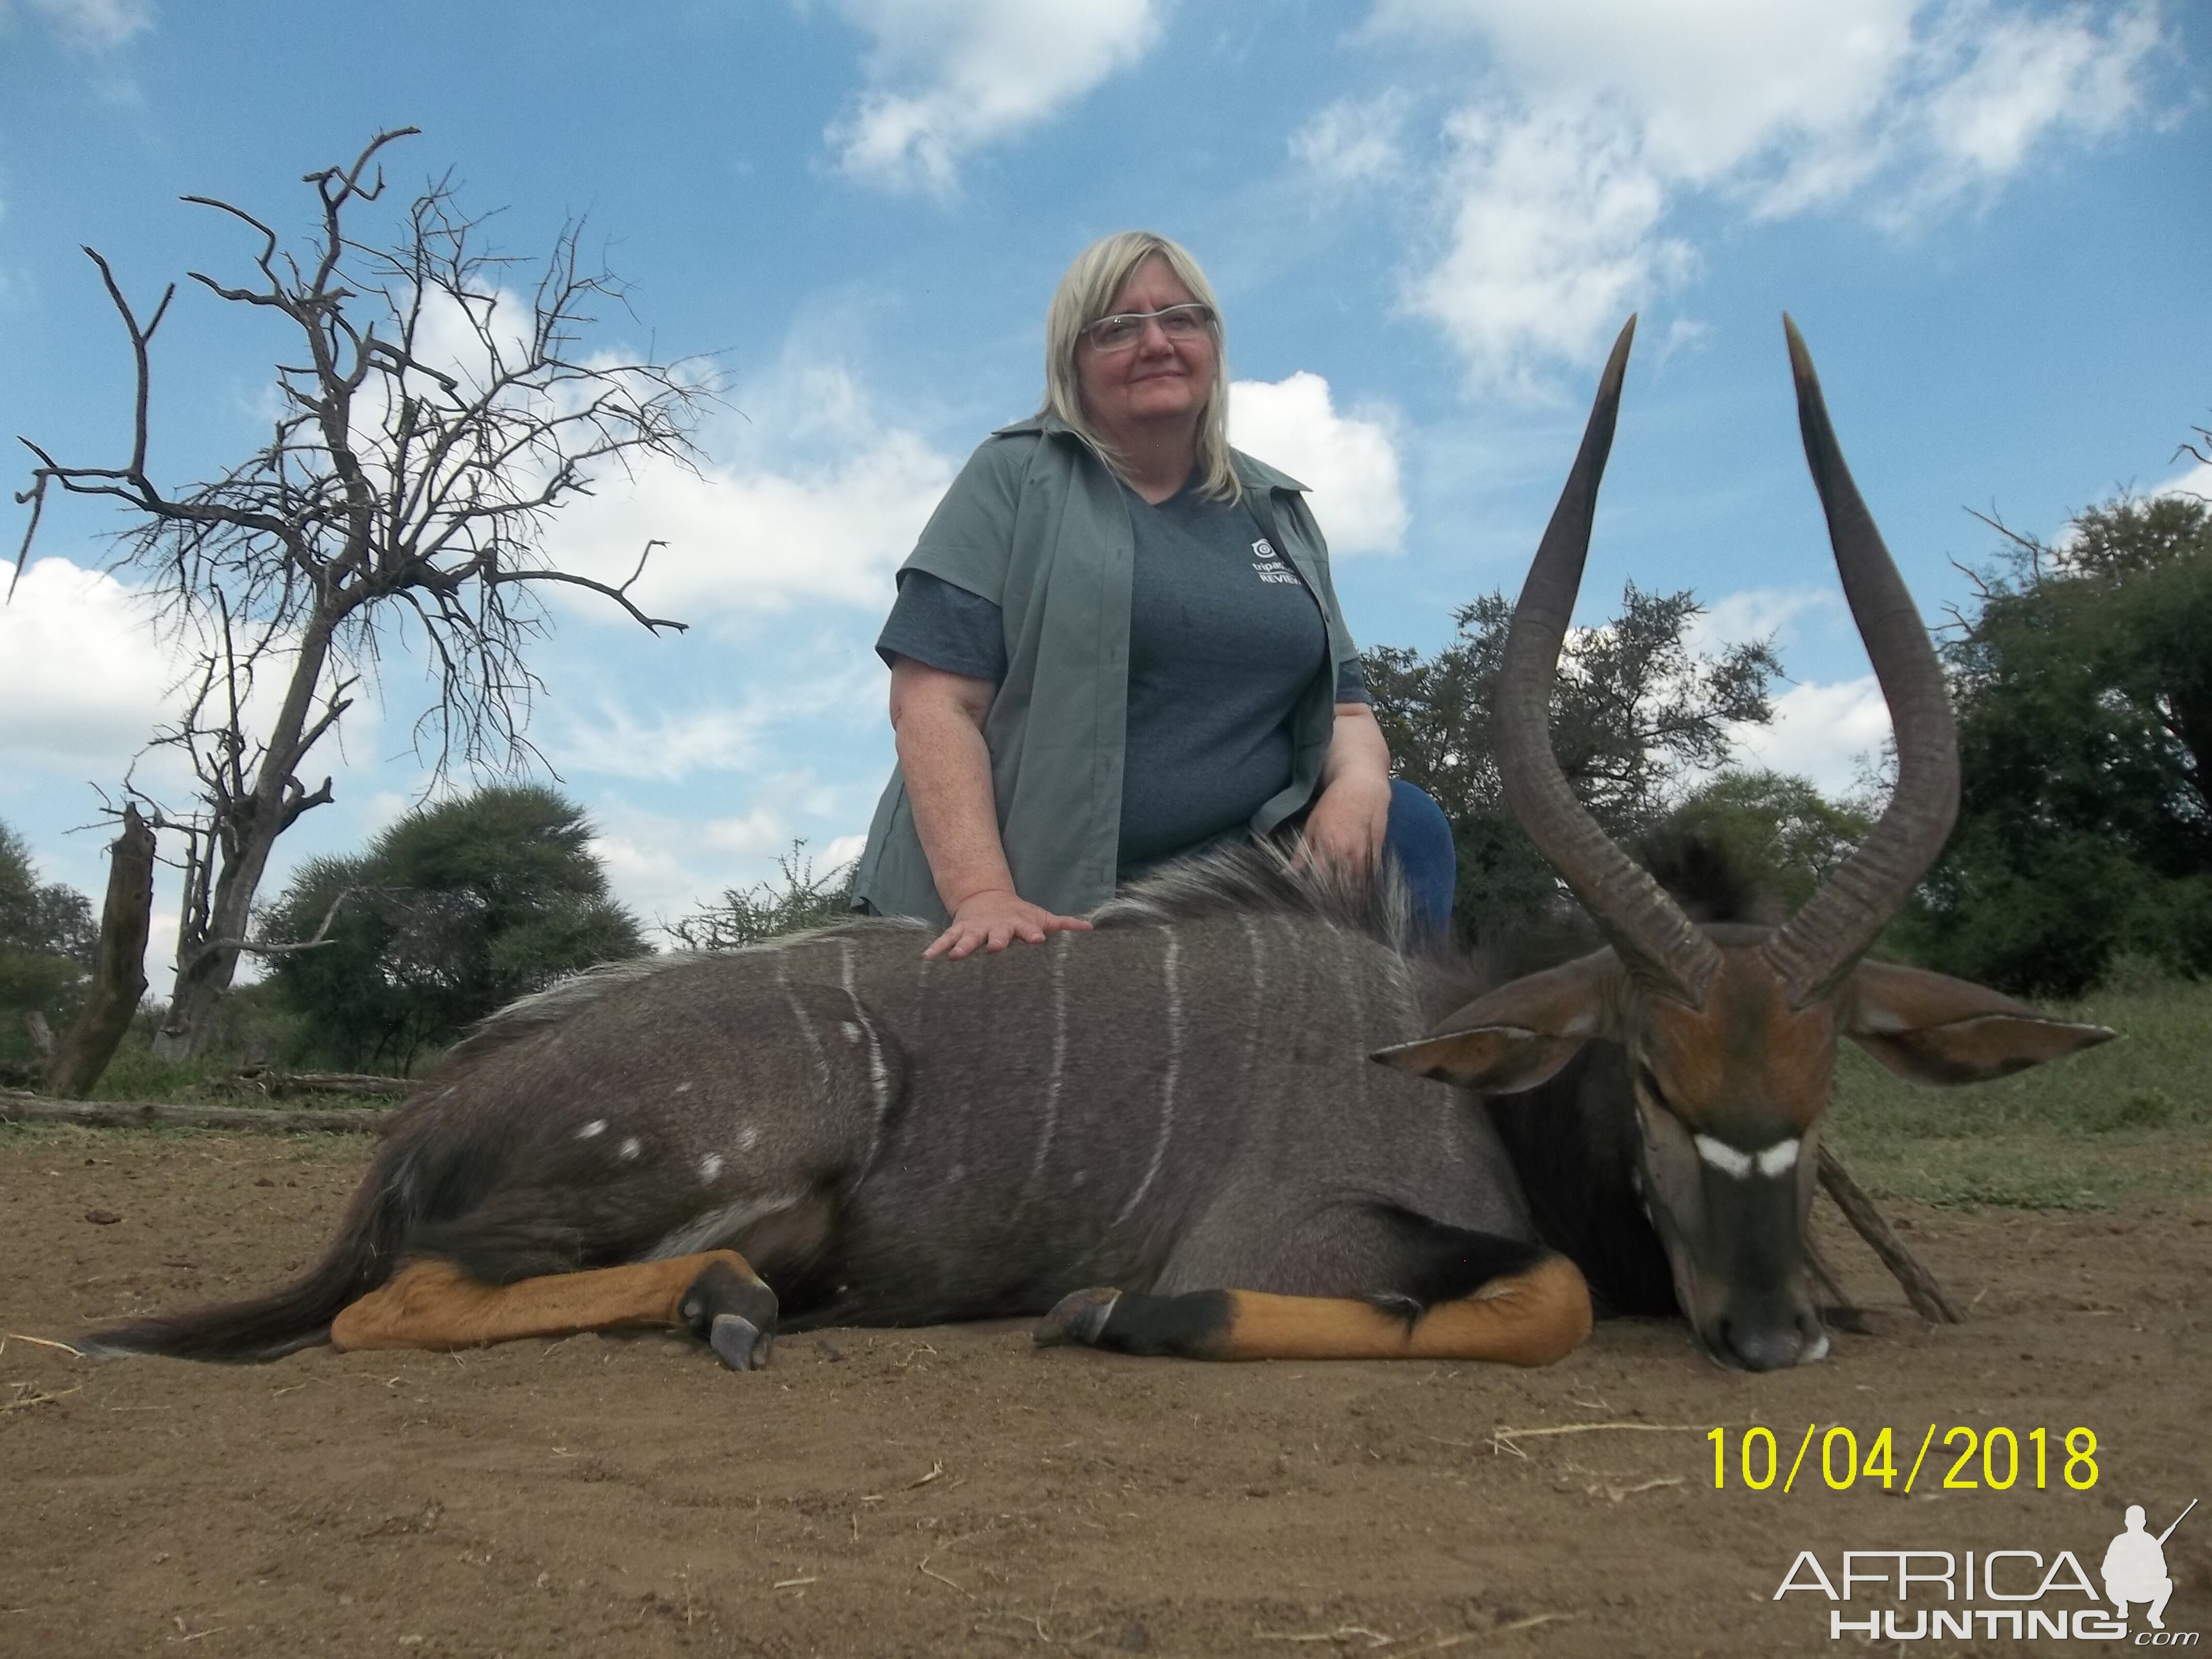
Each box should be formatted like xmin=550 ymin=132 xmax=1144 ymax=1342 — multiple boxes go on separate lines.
xmin=1036 ymin=1252 xmax=1591 ymax=1367
xmin=330 ymin=1249 xmax=781 ymax=1370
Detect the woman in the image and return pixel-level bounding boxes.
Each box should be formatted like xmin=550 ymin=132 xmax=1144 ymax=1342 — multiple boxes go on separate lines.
xmin=852 ymin=231 xmax=1453 ymax=958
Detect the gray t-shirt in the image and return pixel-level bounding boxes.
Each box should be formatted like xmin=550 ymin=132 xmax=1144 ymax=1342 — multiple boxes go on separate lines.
xmin=877 ymin=479 xmax=1366 ymax=872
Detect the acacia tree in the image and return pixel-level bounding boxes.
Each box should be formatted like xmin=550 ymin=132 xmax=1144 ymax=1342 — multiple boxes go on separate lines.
xmin=665 ymin=841 xmax=857 ymax=952
xmin=264 ymin=785 xmax=646 ymax=1071
xmin=1907 ymin=493 xmax=2212 ymax=993
xmin=1364 ymin=582 xmax=1780 ymax=942
xmin=11 ymin=129 xmax=705 ymax=1057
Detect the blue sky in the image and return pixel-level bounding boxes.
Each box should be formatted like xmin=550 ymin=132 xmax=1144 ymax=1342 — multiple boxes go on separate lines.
xmin=2 ymin=0 xmax=2206 ymax=982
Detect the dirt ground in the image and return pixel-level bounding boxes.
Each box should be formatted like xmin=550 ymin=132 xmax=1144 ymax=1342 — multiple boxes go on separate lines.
xmin=2 ymin=1126 xmax=2207 ymax=1659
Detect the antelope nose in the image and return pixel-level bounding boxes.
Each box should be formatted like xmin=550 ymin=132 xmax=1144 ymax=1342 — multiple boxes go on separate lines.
xmin=1719 ymin=1314 xmax=1807 ymax=1372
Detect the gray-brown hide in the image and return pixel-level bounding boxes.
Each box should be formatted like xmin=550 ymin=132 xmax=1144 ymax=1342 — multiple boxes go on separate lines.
xmin=410 ymin=868 xmax=1526 ymax=1328
xmin=87 ymin=852 xmax=1540 ymax=1365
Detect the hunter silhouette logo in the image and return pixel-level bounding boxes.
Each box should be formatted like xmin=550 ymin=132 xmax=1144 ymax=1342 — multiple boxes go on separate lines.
xmin=2106 ymin=1500 xmax=2194 ymax=1631
xmin=1773 ymin=1497 xmax=2199 ymax=1642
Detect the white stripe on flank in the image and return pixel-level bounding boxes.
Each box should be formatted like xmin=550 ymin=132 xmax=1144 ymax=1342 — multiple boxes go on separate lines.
xmin=1022 ymin=931 xmax=1074 ymax=1205
xmin=1115 ymin=927 xmax=1182 ymax=1226
xmin=1234 ymin=914 xmax=1266 ymax=1119
xmin=837 ymin=983 xmax=893 ymax=1152
xmin=776 ymin=956 xmax=831 ymax=1096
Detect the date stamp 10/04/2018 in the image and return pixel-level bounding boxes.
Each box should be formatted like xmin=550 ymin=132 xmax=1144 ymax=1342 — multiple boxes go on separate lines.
xmin=1710 ymin=1424 xmax=2102 ymax=1493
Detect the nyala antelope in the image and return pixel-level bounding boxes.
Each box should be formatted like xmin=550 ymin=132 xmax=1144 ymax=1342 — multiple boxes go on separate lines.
xmin=79 ymin=317 xmax=2110 ymax=1376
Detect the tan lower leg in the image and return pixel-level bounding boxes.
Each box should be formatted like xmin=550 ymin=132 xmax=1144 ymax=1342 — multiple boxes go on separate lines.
xmin=1216 ymin=1255 xmax=1592 ymax=1365
xmin=329 ymin=1250 xmax=760 ymax=1353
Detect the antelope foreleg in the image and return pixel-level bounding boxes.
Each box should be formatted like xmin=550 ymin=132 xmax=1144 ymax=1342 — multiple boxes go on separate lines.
xmin=329 ymin=1250 xmax=779 ymax=1369
xmin=1036 ymin=1253 xmax=1591 ymax=1367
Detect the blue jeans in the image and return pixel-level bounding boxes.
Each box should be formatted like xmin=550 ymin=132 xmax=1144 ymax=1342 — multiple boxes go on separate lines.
xmin=1384 ymin=779 xmax=1456 ymax=936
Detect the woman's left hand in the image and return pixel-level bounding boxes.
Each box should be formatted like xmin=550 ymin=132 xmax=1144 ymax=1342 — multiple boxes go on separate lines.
xmin=1298 ymin=703 xmax=1394 ymax=874
xmin=1300 ymin=770 xmax=1392 ymax=873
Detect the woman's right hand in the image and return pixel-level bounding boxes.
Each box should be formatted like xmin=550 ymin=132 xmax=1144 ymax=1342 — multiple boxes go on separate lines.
xmin=925 ymin=888 xmax=1093 ymax=961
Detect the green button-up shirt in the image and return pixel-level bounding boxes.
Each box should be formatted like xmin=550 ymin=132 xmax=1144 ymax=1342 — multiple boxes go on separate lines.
xmin=852 ymin=415 xmax=1361 ymax=925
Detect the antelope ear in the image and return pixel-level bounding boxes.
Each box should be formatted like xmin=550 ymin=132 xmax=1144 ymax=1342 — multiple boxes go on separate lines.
xmin=1842 ymin=959 xmax=2117 ymax=1085
xmin=1371 ymin=951 xmax=1620 ymax=1093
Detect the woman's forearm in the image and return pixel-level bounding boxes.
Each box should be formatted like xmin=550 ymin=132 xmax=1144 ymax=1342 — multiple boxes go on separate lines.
xmin=889 ymin=659 xmax=1017 ymax=913
xmin=888 ymin=657 xmax=1092 ymax=957
xmin=1320 ymin=701 xmax=1392 ymax=795
xmin=897 ymin=706 xmax=1017 ymax=913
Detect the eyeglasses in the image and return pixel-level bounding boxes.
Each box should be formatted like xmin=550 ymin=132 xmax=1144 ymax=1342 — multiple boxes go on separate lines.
xmin=1081 ymin=302 xmax=1216 ymax=353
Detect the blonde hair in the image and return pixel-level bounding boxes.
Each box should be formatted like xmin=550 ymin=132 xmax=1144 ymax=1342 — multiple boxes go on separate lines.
xmin=1039 ymin=231 xmax=1239 ymax=502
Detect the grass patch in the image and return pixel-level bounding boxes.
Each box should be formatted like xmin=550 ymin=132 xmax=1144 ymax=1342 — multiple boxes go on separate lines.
xmin=1826 ymin=973 xmax=2212 ymax=1210
xmin=24 ymin=1026 xmax=409 ymax=1114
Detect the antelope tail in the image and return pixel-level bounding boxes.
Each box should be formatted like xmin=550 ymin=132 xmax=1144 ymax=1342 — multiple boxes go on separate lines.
xmin=76 ymin=1122 xmax=451 ymax=1363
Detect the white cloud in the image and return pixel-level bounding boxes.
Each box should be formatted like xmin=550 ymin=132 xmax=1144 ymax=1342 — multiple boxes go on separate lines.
xmin=1228 ymin=372 xmax=1409 ymax=555
xmin=542 ymin=630 xmax=886 ymax=786
xmin=1409 ymin=102 xmax=1693 ymax=392
xmin=589 ymin=773 xmax=867 ymax=930
xmin=828 ymin=0 xmax=1162 ymax=194
xmin=2 ymin=0 xmax=153 ymax=47
xmin=1292 ymin=92 xmax=1412 ymax=185
xmin=0 ymin=550 xmax=394 ymax=827
xmin=549 ymin=702 xmax=768 ymax=784
xmin=1910 ymin=1 xmax=2165 ymax=196
xmin=545 ymin=360 xmax=957 ymax=622
xmin=1369 ymin=0 xmax=2170 ymax=385
xmin=2156 ymin=453 xmax=2211 ymax=505
xmin=1729 ymin=674 xmax=1893 ymax=796
xmin=0 ymin=557 xmax=174 ymax=774
xmin=1685 ymin=586 xmax=1838 ymax=658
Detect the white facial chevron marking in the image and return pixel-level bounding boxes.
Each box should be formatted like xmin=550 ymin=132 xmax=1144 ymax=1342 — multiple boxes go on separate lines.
xmin=1694 ymin=1133 xmax=1802 ymax=1179
xmin=1755 ymin=1137 xmax=1801 ymax=1177
xmin=1694 ymin=1134 xmax=1753 ymax=1177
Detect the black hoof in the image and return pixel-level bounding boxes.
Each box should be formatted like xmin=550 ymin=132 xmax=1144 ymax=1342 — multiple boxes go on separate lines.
xmin=709 ymin=1313 xmax=771 ymax=1371
xmin=677 ymin=1258 xmax=779 ymax=1370
xmin=1035 ymin=1286 xmax=1121 ymax=1348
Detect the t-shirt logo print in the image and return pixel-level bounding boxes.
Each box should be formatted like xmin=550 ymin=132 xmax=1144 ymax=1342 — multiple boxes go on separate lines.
xmin=1249 ymin=537 xmax=1299 ymax=585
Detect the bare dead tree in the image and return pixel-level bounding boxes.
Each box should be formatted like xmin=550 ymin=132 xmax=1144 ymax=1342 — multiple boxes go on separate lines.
xmin=11 ymin=129 xmax=708 ymax=1058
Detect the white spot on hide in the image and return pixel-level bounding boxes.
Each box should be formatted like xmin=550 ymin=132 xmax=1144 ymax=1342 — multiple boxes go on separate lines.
xmin=618 ymin=1136 xmax=642 ymax=1161
xmin=674 ymin=1081 xmax=694 ymax=1094
xmin=841 ymin=1021 xmax=861 ymax=1044
xmin=737 ymin=1127 xmax=759 ymax=1152
xmin=698 ymin=1154 xmax=725 ymax=1182
xmin=577 ymin=1119 xmax=606 ymax=1141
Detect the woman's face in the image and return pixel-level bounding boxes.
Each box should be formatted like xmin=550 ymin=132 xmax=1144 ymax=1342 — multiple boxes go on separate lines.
xmin=1074 ymin=254 xmax=1217 ymax=444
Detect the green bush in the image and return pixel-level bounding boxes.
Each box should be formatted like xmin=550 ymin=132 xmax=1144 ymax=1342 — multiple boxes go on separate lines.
xmin=0 ymin=821 xmax=96 ymax=1065
xmin=1909 ymin=495 xmax=2211 ymax=994
xmin=262 ymin=786 xmax=647 ymax=1071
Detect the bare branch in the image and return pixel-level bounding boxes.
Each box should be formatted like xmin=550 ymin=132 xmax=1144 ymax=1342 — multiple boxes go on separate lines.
xmin=174 ymin=881 xmax=370 ymax=975
xmin=18 ymin=130 xmax=705 ymax=1055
